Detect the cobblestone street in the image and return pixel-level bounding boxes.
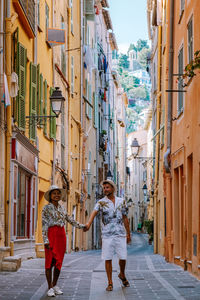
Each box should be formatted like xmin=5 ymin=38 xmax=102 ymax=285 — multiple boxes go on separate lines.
xmin=1 ymin=233 xmax=200 ymax=300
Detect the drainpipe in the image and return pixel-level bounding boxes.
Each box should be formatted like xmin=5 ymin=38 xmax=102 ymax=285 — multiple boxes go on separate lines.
xmin=164 ymin=0 xmax=174 ymax=173
xmin=154 ymin=25 xmax=162 ymax=254
xmin=79 ymin=0 xmax=84 ymax=249
xmin=52 ymin=0 xmax=56 ymax=184
xmin=5 ymin=1 xmax=12 ymax=246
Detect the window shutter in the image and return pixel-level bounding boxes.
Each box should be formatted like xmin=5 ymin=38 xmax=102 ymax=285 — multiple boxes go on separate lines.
xmin=29 ymin=62 xmax=37 ymax=140
xmin=88 ymin=84 xmax=92 ymax=119
xmin=85 ymin=0 xmax=94 ymax=15
xmin=188 ymin=18 xmax=193 ymax=62
xmin=39 ymin=73 xmax=43 ymax=126
xmin=37 ymin=64 xmax=40 ymax=116
xmin=50 ymin=87 xmax=56 ymax=139
xmin=17 ymin=42 xmax=27 ymax=131
xmin=85 ymin=78 xmax=88 ymax=116
xmin=93 ymin=92 xmax=98 ymax=128
xmin=44 ymin=80 xmax=47 ymax=136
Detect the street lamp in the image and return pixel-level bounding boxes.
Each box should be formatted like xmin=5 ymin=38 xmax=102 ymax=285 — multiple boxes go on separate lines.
xmin=142 ymin=183 xmax=148 ymax=196
xmin=50 ymin=87 xmax=65 ymax=117
xmin=131 ymin=138 xmax=140 ymax=158
xmin=26 ymin=87 xmax=65 ymax=125
xmin=131 ymin=138 xmax=155 ymax=160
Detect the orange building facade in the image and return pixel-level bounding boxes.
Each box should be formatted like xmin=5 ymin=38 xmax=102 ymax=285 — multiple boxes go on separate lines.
xmin=163 ymin=0 xmax=200 ymax=277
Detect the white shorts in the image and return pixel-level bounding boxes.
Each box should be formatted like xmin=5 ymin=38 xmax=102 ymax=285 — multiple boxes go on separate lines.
xmin=101 ymin=236 xmax=127 ymax=260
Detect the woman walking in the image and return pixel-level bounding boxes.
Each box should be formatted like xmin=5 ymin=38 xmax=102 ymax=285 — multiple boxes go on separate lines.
xmin=42 ymin=185 xmax=85 ymax=297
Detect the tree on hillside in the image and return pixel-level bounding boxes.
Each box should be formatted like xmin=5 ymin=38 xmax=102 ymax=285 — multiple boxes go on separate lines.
xmin=127 ymin=43 xmax=137 ymax=55
xmin=136 ymin=39 xmax=149 ymax=52
xmin=129 ymin=86 xmax=149 ymax=100
xmin=118 ymin=54 xmax=129 ymax=69
xmin=138 ymin=48 xmax=151 ymax=69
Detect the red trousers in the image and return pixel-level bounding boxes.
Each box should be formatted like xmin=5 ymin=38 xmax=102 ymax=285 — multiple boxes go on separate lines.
xmin=45 ymin=226 xmax=66 ymax=270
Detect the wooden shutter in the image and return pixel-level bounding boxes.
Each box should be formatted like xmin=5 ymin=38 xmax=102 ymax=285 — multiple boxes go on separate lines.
xmin=37 ymin=64 xmax=40 ymax=116
xmin=85 ymin=78 xmax=88 ymax=116
xmin=17 ymin=42 xmax=27 ymax=131
xmin=39 ymin=73 xmax=43 ymax=126
xmin=29 ymin=62 xmax=37 ymax=140
xmin=85 ymin=0 xmax=94 ymax=15
xmin=88 ymin=84 xmax=92 ymax=119
xmin=188 ymin=18 xmax=193 ymax=62
xmin=44 ymin=80 xmax=47 ymax=135
xmin=49 ymin=87 xmax=56 ymax=139
xmin=93 ymin=92 xmax=98 ymax=128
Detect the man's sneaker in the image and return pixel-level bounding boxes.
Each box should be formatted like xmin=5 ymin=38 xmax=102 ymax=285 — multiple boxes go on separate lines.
xmin=53 ymin=285 xmax=63 ymax=295
xmin=47 ymin=288 xmax=55 ymax=297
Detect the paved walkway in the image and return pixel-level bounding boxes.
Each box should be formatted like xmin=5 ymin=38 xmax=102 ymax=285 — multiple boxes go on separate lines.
xmin=1 ymin=233 xmax=200 ymax=299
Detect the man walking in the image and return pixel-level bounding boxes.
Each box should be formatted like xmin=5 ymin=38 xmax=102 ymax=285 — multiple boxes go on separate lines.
xmin=84 ymin=179 xmax=131 ymax=291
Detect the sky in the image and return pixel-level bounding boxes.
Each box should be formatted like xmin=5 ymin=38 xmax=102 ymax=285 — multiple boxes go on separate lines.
xmin=108 ymin=0 xmax=149 ymax=54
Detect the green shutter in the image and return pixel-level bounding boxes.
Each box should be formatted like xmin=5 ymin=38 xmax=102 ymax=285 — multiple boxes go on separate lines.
xmin=39 ymin=73 xmax=43 ymax=126
xmin=29 ymin=62 xmax=37 ymax=140
xmin=37 ymin=64 xmax=40 ymax=116
xmin=17 ymin=42 xmax=27 ymax=131
xmin=44 ymin=80 xmax=47 ymax=136
xmin=94 ymin=93 xmax=98 ymax=128
xmin=50 ymin=87 xmax=56 ymax=139
xmin=88 ymin=84 xmax=92 ymax=119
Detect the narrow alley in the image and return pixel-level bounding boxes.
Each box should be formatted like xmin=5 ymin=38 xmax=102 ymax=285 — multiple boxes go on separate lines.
xmin=1 ymin=234 xmax=200 ymax=300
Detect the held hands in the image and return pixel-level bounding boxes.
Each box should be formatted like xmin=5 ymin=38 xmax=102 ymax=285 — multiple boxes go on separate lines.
xmin=83 ymin=223 xmax=90 ymax=232
xmin=45 ymin=243 xmax=50 ymax=249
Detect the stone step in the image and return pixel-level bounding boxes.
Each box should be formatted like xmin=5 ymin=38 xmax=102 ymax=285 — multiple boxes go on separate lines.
xmin=1 ymin=255 xmax=21 ymax=272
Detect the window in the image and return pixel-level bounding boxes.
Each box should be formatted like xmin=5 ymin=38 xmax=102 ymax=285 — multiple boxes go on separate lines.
xmin=178 ymin=47 xmax=184 ymax=114
xmin=45 ymin=2 xmax=49 ymax=35
xmin=180 ymin=0 xmax=185 ymax=14
xmin=188 ymin=17 xmax=193 ymax=63
xmin=86 ymin=84 xmax=92 ymax=119
xmin=93 ymin=92 xmax=98 ymax=128
xmin=16 ymin=42 xmax=27 ymax=131
xmin=87 ymin=23 xmax=90 ymax=46
xmin=17 ymin=169 xmax=31 ymax=238
xmin=61 ymin=16 xmax=66 ymax=75
xmin=17 ymin=0 xmax=35 ymax=34
xmin=29 ymin=62 xmax=37 ymax=140
xmin=70 ymin=0 xmax=73 ymax=34
xmin=39 ymin=73 xmax=43 ymax=126
xmin=37 ymin=0 xmax=40 ymax=26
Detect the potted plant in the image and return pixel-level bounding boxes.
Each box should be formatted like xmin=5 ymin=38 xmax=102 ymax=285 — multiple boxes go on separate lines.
xmin=144 ymin=219 xmax=154 ymax=245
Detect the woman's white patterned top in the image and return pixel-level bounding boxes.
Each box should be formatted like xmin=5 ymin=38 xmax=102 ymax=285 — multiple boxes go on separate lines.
xmin=42 ymin=202 xmax=84 ymax=244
